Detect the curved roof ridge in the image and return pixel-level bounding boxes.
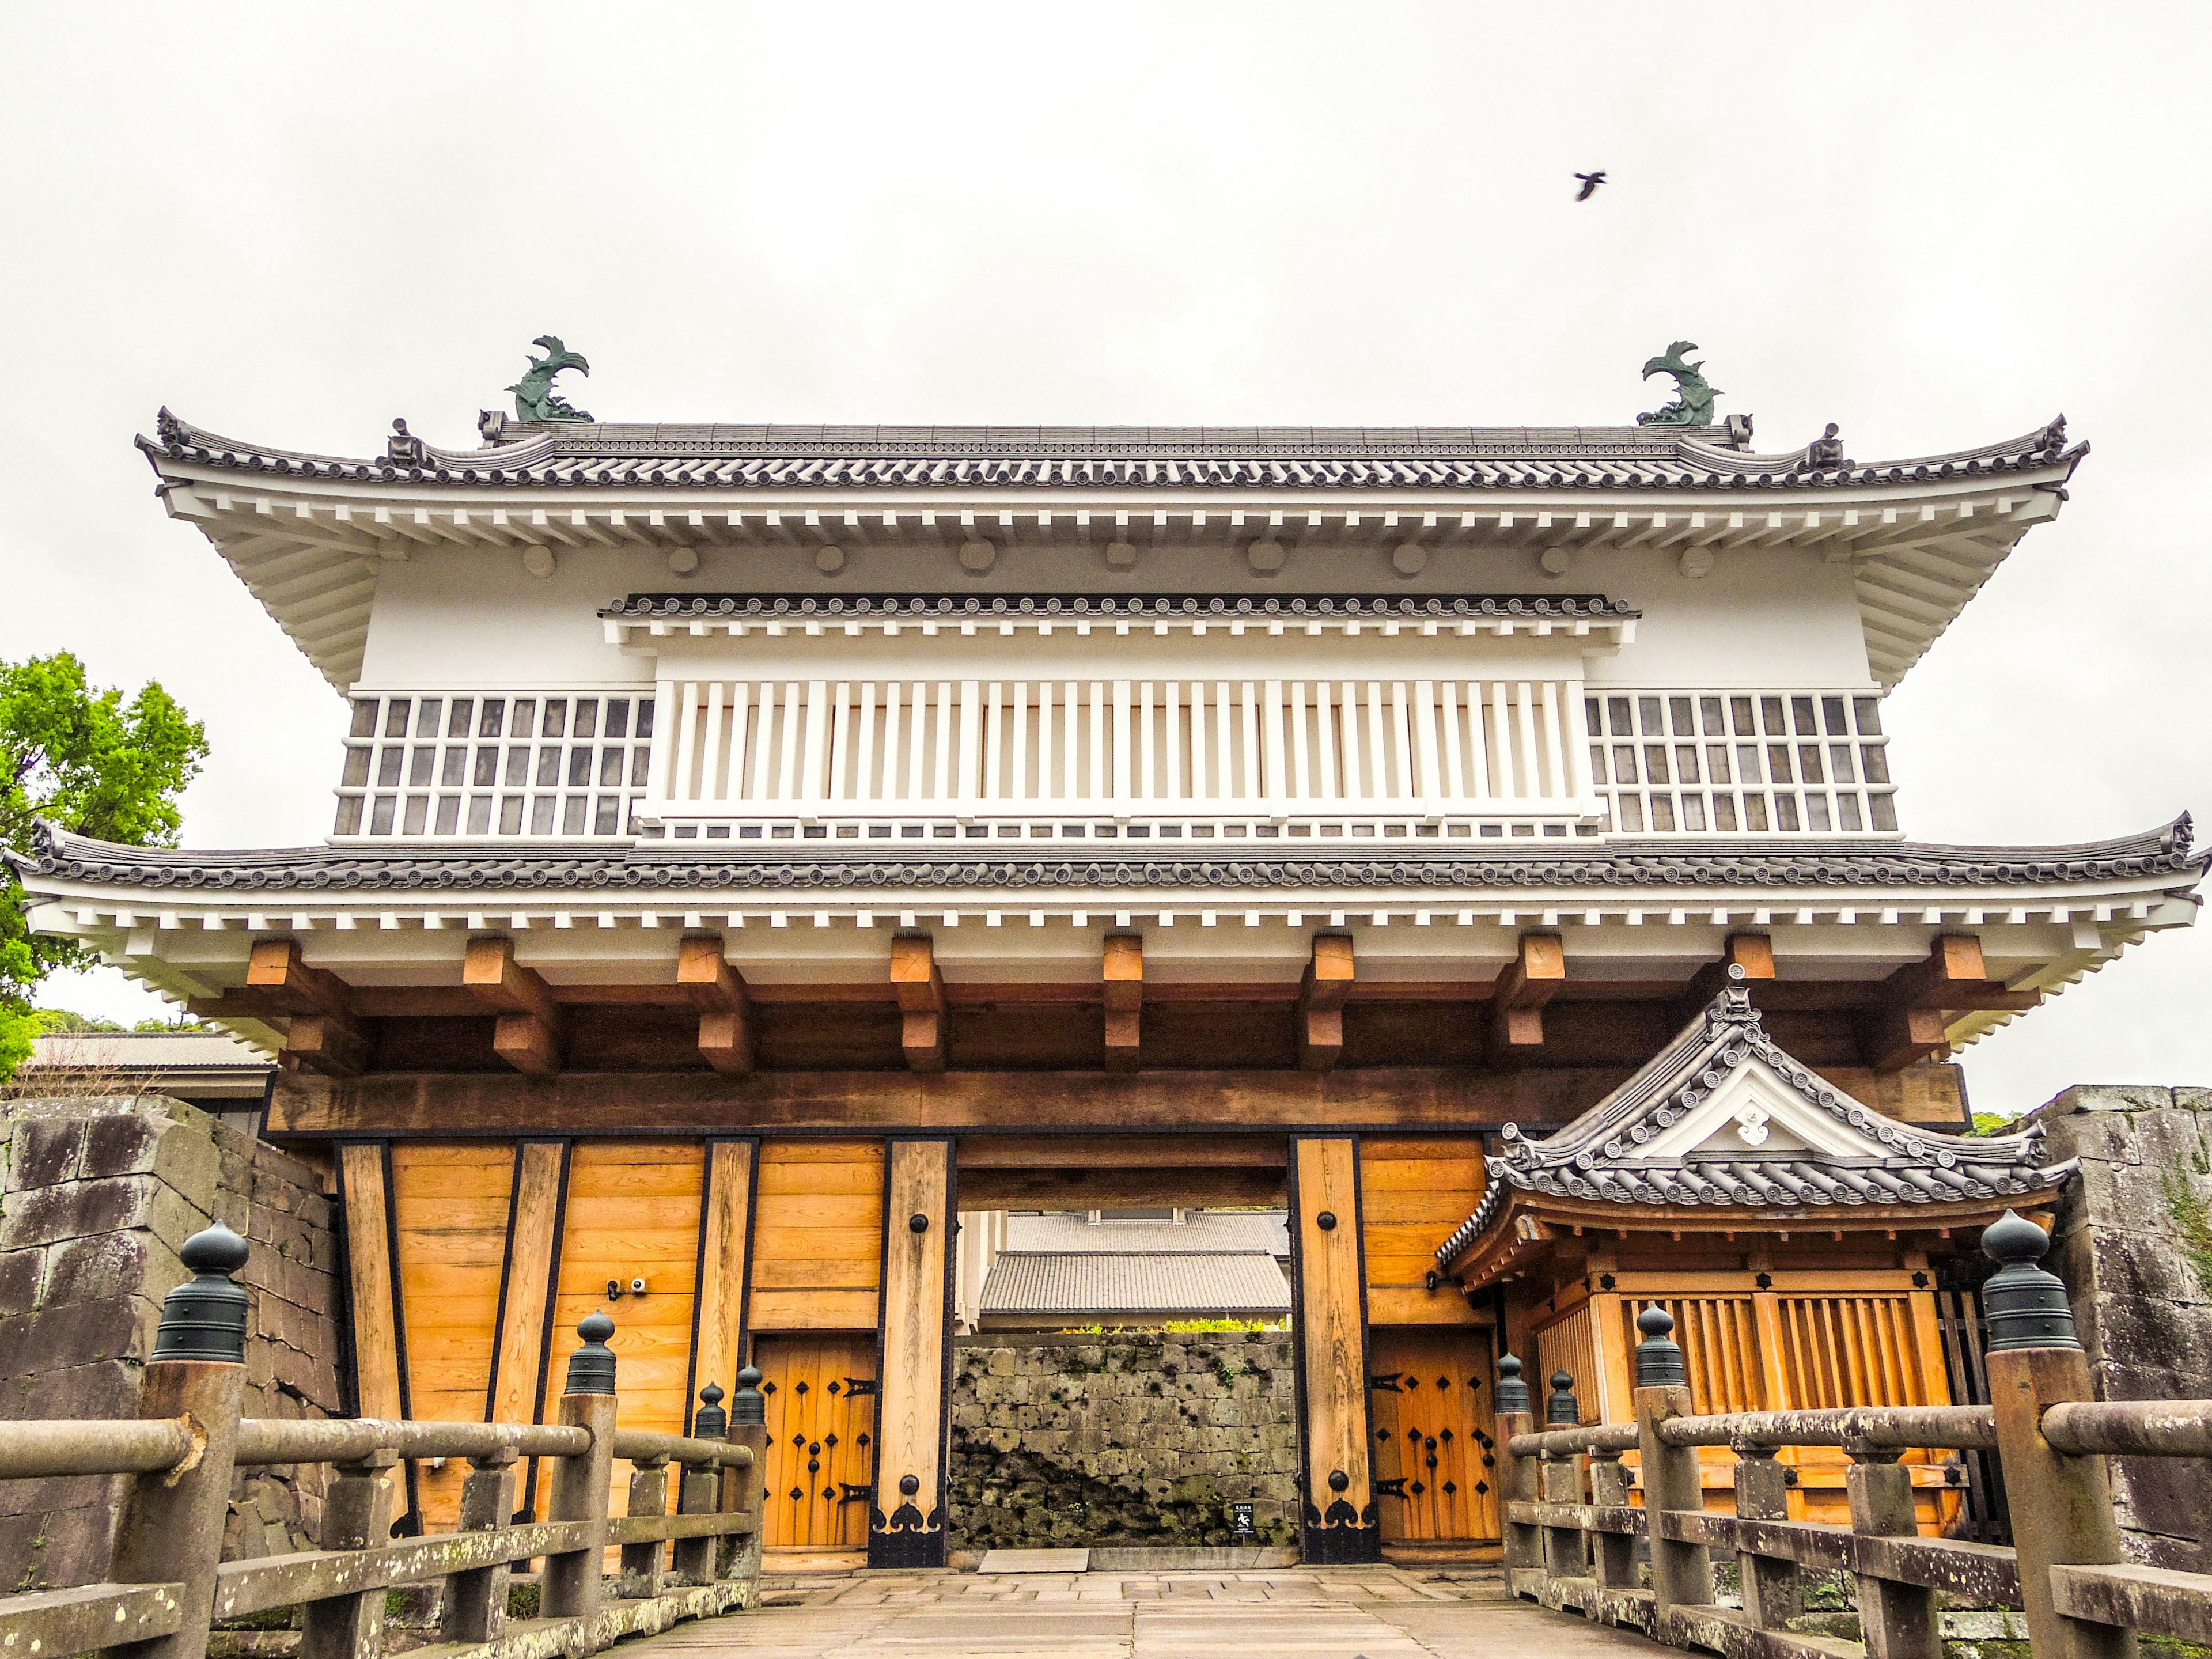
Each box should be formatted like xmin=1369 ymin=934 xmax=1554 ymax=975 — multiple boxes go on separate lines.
xmin=17 ymin=814 xmax=2203 ymax=890
xmin=137 ymin=407 xmax=2084 ymax=484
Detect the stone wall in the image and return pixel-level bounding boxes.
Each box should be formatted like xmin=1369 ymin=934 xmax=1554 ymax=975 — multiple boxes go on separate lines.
xmin=947 ymin=1330 xmax=1299 ymax=1551
xmin=0 ymin=1094 xmax=343 ymax=1589
xmin=2036 ymin=1085 xmax=2212 ymax=1572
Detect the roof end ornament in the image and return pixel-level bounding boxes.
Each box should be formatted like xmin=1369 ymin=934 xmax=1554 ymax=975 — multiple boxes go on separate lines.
xmin=1637 ymin=341 xmax=1722 ymax=429
xmin=507 ymin=335 xmax=593 ymax=425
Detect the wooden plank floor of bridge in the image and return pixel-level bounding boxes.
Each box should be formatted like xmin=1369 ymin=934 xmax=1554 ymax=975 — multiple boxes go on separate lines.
xmin=620 ymin=1568 xmax=1672 ymax=1658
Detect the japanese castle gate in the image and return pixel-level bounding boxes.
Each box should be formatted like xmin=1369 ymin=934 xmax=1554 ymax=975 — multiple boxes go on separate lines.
xmin=20 ymin=381 xmax=2202 ymax=1565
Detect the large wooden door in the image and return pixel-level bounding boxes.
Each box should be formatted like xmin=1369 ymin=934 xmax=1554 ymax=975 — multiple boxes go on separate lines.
xmin=1368 ymin=1328 xmax=1500 ymax=1544
xmin=754 ymin=1334 xmax=878 ymax=1550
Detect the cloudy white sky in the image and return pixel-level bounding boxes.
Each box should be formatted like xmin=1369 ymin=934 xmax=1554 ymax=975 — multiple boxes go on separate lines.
xmin=3 ymin=4 xmax=2206 ymax=1113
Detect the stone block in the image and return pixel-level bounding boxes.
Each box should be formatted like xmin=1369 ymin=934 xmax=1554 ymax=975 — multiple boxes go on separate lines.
xmin=42 ymin=1230 xmax=184 ymax=1310
xmin=0 ymin=1175 xmax=204 ymax=1253
xmin=0 ymin=1299 xmax=145 ymax=1380
xmin=10 ymin=1118 xmax=86 ymax=1190
xmin=22 ymin=1359 xmax=138 ymax=1422
xmin=0 ymin=1247 xmax=43 ymax=1316
xmin=0 ymin=1499 xmax=118 ymax=1590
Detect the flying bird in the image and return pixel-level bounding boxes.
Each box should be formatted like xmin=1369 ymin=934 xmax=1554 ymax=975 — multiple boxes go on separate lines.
xmin=1574 ymin=171 xmax=1607 ymax=202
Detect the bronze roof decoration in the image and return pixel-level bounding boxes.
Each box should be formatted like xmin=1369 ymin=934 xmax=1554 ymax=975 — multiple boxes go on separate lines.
xmin=1637 ymin=342 xmax=1721 ymax=429
xmin=506 ymin=335 xmax=593 ymax=425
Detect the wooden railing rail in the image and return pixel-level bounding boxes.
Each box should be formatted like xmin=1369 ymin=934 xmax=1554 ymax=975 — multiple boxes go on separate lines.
xmin=0 ymin=1226 xmax=767 ymax=1659
xmin=1498 ymin=1211 xmax=2212 ymax=1658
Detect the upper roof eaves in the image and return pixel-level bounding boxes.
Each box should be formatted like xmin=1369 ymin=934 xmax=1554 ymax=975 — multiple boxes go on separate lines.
xmin=138 ymin=410 xmax=2085 ymax=494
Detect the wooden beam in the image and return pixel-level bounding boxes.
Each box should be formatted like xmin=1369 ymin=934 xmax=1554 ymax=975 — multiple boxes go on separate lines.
xmin=690 ymin=1141 xmax=754 ymax=1431
xmin=1297 ymin=933 xmax=1355 ymax=1073
xmin=958 ymin=1165 xmax=1286 ymax=1210
xmin=1103 ymin=933 xmax=1143 ymax=1074
xmin=956 ymin=1134 xmax=1288 ymax=1169
xmin=678 ymin=934 xmax=754 ymax=1074
xmin=1293 ymin=1138 xmax=1374 ymax=1561
xmin=246 ymin=939 xmax=367 ymax=1077
xmin=338 ymin=1144 xmax=403 ymax=1421
xmin=464 ymin=936 xmax=563 ymax=1077
xmin=1489 ymin=931 xmax=1565 ymax=1059
xmin=1860 ymin=1005 xmax=1952 ymax=1074
xmin=891 ymin=933 xmax=945 ymax=1073
xmin=1877 ymin=933 xmax=2040 ymax=1012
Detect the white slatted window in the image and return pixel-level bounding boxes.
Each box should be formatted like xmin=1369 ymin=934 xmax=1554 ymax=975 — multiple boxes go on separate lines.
xmin=1586 ymin=691 xmax=1896 ymax=837
xmin=332 ymin=691 xmax=656 ymax=840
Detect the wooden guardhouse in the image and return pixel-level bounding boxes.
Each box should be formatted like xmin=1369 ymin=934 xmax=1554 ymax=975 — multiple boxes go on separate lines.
xmin=1436 ymin=971 xmax=2067 ymax=1531
xmin=14 ymin=377 xmax=2204 ymax=1566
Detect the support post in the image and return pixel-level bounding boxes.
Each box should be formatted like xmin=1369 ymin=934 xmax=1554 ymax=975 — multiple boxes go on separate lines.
xmin=891 ymin=934 xmax=946 ymax=1072
xmin=1846 ymin=1445 xmax=1939 ymax=1659
xmin=1297 ymin=933 xmax=1354 ymax=1072
xmin=301 ymin=1452 xmax=397 ymax=1659
xmin=1631 ymin=1305 xmax=1711 ymax=1618
xmin=542 ymin=1315 xmax=619 ymax=1622
xmin=441 ymin=1451 xmax=516 ymax=1643
xmin=871 ymin=1142 xmax=952 ymax=1567
xmin=619 ymin=1453 xmax=672 ymax=1598
xmin=1495 ymin=1355 xmax=1541 ymax=1593
xmin=1292 ymin=1136 xmax=1377 ymax=1564
xmin=1730 ymin=1438 xmax=1802 ymax=1633
xmin=673 ymin=1384 xmax=725 ymax=1585
xmin=1586 ymin=1449 xmax=1637 ymax=1592
xmin=1103 ymin=931 xmax=1142 ymax=1073
xmin=1541 ymin=1372 xmax=1588 ymax=1584
xmin=108 ymin=1225 xmax=251 ymax=1659
xmin=723 ymin=1368 xmax=768 ymax=1594
xmin=1982 ymin=1211 xmax=2138 ymax=1659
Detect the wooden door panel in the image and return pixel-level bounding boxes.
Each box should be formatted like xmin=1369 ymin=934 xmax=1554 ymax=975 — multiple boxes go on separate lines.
xmin=756 ymin=1334 xmax=877 ymax=1550
xmin=1369 ymin=1328 xmax=1499 ymax=1543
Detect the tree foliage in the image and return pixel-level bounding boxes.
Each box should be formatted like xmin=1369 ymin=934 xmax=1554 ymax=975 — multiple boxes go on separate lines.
xmin=0 ymin=654 xmax=209 ymax=1076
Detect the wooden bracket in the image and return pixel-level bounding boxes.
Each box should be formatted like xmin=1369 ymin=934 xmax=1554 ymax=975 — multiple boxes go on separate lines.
xmin=1489 ymin=932 xmax=1565 ymax=1062
xmin=1861 ymin=934 xmax=2039 ymax=1072
xmin=677 ymin=934 xmax=753 ymax=1074
xmin=1103 ymin=933 xmax=1143 ymax=1073
xmin=1671 ymin=933 xmax=1777 ymax=1028
xmin=244 ymin=939 xmax=367 ymax=1077
xmin=464 ymin=936 xmax=564 ymax=1077
xmin=1297 ymin=934 xmax=1355 ymax=1073
xmin=891 ymin=933 xmax=946 ymax=1073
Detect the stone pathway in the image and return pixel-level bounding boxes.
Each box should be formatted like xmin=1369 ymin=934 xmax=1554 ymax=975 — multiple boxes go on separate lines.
xmin=624 ymin=1566 xmax=1669 ymax=1657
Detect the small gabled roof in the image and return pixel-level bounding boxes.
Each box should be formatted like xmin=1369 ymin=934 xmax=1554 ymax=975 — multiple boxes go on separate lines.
xmin=1435 ymin=974 xmax=2071 ymax=1275
xmin=978 ymin=1251 xmax=1291 ymax=1317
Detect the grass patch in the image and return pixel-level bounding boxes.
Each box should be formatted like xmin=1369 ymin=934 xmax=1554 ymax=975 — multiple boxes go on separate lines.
xmin=2164 ymin=1171 xmax=2212 ymax=1296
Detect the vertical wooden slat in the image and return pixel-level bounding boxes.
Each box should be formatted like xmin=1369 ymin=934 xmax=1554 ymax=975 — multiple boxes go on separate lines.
xmin=828 ymin=683 xmax=853 ymax=804
xmin=1011 ymin=682 xmax=1029 ymax=804
xmin=1188 ymin=681 xmax=1208 ymax=802
xmin=878 ymin=683 xmax=902 ymax=804
xmin=1164 ymin=681 xmax=1183 ymax=801
xmin=691 ymin=1141 xmax=755 ymax=1429
xmin=1316 ymin=683 xmax=1339 ymax=801
xmin=873 ymin=1141 xmax=952 ymax=1566
xmin=488 ymin=1142 xmax=566 ymax=1434
xmin=1062 ymin=680 xmax=1081 ymax=801
xmin=856 ymin=683 xmax=878 ymax=803
xmin=653 ymin=680 xmax=682 ymax=804
xmin=1240 ymin=681 xmax=1262 ymax=801
xmin=983 ymin=682 xmax=1003 ymax=804
xmin=340 ymin=1143 xmax=404 ymax=1422
xmin=1031 ymin=683 xmax=1050 ymax=806
xmin=1539 ymin=681 xmax=1565 ymax=800
xmin=1290 ymin=683 xmax=1312 ymax=802
xmin=1112 ymin=680 xmax=1132 ymax=804
xmin=1414 ymin=681 xmax=1441 ymax=801
xmin=928 ymin=681 xmax=950 ymax=802
xmin=1138 ymin=680 xmax=1156 ymax=801
xmin=1390 ymin=681 xmax=1414 ymax=804
xmin=1566 ymin=677 xmax=1596 ymax=801
xmin=1213 ymin=681 xmax=1232 ymax=804
xmin=1465 ymin=683 xmax=1490 ymax=801
xmin=955 ymin=680 xmax=979 ymax=804
xmin=1514 ymin=683 xmax=1540 ymax=802
xmin=1362 ymin=681 xmax=1387 ymax=801
xmin=907 ymin=681 xmax=931 ymax=802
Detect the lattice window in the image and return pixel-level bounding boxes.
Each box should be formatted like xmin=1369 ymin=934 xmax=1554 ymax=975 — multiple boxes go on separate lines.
xmin=1586 ymin=691 xmax=1896 ymax=836
xmin=332 ymin=692 xmax=656 ymax=840
xmin=1620 ymin=1297 xmax=1771 ymax=1415
xmin=1532 ymin=1302 xmax=1601 ymax=1425
xmin=1772 ymin=1295 xmax=1936 ymax=1409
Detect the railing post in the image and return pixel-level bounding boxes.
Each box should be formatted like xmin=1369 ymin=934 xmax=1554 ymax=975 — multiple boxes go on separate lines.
xmin=1982 ymin=1211 xmax=2139 ymax=1659
xmin=1541 ymin=1372 xmax=1588 ymax=1585
xmin=1494 ymin=1354 xmax=1541 ymax=1593
xmin=441 ymin=1449 xmax=516 ymax=1643
xmin=1631 ymin=1305 xmax=1712 ymax=1618
xmin=1845 ymin=1436 xmax=1939 ymax=1659
xmin=301 ymin=1450 xmax=397 ymax=1659
xmin=673 ymin=1383 xmax=726 ymax=1585
xmin=1586 ymin=1449 xmax=1637 ymax=1592
xmin=543 ymin=1313 xmax=620 ymax=1624
xmin=107 ymin=1224 xmax=251 ymax=1659
xmin=1729 ymin=1436 xmax=1802 ymax=1633
xmin=619 ymin=1452 xmax=672 ymax=1598
xmin=721 ymin=1366 xmax=767 ymax=1593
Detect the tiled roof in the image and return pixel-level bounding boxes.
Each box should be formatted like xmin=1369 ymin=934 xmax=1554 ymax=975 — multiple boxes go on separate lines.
xmin=1434 ymin=982 xmax=2072 ymax=1270
xmin=25 ymin=1031 xmax=270 ymax=1070
xmin=141 ymin=410 xmax=2083 ymax=494
xmin=17 ymin=817 xmax=2202 ymax=897
xmin=978 ymin=1251 xmax=1291 ymax=1316
xmin=1003 ymin=1211 xmax=1290 ymax=1255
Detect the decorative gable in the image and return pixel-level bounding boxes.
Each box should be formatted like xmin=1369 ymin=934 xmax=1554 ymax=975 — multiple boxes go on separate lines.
xmin=1434 ymin=972 xmax=2072 ymax=1271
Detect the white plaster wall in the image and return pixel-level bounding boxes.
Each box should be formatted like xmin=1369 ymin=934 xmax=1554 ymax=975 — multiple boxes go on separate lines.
xmin=353 ymin=529 xmax=1874 ymax=694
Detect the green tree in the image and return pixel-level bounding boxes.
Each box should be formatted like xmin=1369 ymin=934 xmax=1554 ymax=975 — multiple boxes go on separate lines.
xmin=0 ymin=654 xmax=209 ymax=1077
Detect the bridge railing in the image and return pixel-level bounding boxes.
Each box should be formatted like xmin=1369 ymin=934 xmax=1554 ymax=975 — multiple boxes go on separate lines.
xmin=1498 ymin=1211 xmax=2212 ymax=1658
xmin=0 ymin=1224 xmax=766 ymax=1659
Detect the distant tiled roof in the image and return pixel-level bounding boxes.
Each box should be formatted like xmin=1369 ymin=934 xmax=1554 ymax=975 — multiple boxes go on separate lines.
xmin=1005 ymin=1211 xmax=1290 ymax=1256
xmin=18 ymin=817 xmax=2203 ymax=897
xmin=979 ymin=1251 xmax=1291 ymax=1316
xmin=603 ymin=590 xmax=1635 ymax=623
xmin=1435 ymin=982 xmax=2072 ymax=1270
xmin=141 ymin=411 xmax=2082 ymax=494
xmin=26 ymin=1031 xmax=270 ymax=1070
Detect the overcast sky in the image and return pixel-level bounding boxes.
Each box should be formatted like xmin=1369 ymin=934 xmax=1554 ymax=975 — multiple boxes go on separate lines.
xmin=3 ymin=3 xmax=2207 ymax=1114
